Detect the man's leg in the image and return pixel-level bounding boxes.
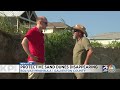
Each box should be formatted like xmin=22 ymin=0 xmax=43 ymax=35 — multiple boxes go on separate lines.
xmin=73 ymin=58 xmax=85 ymax=79
xmin=28 ymin=72 xmax=40 ymax=79
xmin=74 ymin=73 xmax=84 ymax=79
xmin=38 ymin=73 xmax=45 ymax=79
xmin=28 ymin=62 xmax=45 ymax=79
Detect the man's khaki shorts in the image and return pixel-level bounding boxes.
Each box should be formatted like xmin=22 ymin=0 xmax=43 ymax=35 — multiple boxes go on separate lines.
xmin=28 ymin=62 xmax=45 ymax=79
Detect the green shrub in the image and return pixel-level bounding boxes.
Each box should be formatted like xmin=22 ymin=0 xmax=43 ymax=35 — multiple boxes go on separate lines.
xmin=0 ymin=16 xmax=28 ymax=35
xmin=18 ymin=23 xmax=28 ymax=35
xmin=0 ymin=16 xmax=16 ymax=34
xmin=45 ymin=30 xmax=74 ymax=64
xmin=91 ymin=41 xmax=103 ymax=48
xmin=106 ymin=41 xmax=120 ymax=48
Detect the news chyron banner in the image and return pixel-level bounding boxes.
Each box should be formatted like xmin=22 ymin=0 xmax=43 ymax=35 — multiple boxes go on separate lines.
xmin=19 ymin=64 xmax=102 ymax=73
xmin=0 ymin=62 xmax=118 ymax=73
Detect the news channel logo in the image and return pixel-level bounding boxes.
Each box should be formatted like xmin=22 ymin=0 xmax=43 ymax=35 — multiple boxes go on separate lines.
xmin=108 ymin=64 xmax=116 ymax=73
xmin=102 ymin=64 xmax=116 ymax=73
xmin=102 ymin=65 xmax=108 ymax=72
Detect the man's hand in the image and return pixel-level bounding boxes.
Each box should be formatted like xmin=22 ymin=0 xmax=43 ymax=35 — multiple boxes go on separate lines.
xmin=21 ymin=37 xmax=39 ymax=61
xmin=29 ymin=54 xmax=38 ymax=61
xmin=83 ymin=48 xmax=93 ymax=65
xmin=83 ymin=61 xmax=88 ymax=65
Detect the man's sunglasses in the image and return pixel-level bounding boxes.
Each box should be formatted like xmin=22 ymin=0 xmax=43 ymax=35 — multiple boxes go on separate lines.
xmin=73 ymin=29 xmax=80 ymax=32
xmin=43 ymin=22 xmax=48 ymax=25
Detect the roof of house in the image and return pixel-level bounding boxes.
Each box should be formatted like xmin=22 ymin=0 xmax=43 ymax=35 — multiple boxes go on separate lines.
xmin=0 ymin=11 xmax=37 ymax=23
xmin=0 ymin=11 xmax=25 ymax=17
xmin=89 ymin=32 xmax=120 ymax=40
xmin=47 ymin=22 xmax=68 ymax=29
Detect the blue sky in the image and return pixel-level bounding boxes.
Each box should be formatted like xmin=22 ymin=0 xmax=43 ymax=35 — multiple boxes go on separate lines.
xmin=35 ymin=11 xmax=120 ymax=37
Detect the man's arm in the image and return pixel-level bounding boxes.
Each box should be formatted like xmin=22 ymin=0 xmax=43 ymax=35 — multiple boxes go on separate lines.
xmin=21 ymin=37 xmax=38 ymax=61
xmin=84 ymin=48 xmax=93 ymax=65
